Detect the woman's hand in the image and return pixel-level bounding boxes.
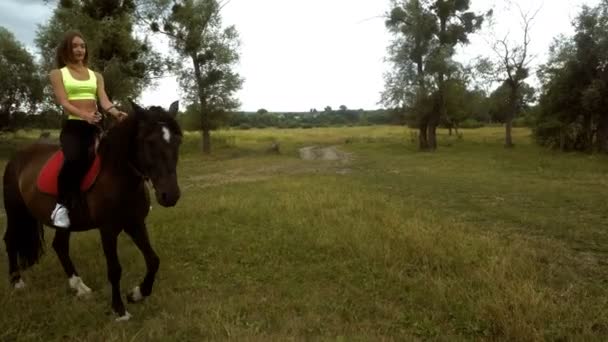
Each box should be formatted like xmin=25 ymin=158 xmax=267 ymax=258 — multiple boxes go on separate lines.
xmin=82 ymin=110 xmax=101 ymax=124
xmin=114 ymin=110 xmax=128 ymax=122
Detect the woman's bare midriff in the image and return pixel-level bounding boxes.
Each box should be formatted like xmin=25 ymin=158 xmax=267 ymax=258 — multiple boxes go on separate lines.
xmin=69 ymin=99 xmax=97 ymax=116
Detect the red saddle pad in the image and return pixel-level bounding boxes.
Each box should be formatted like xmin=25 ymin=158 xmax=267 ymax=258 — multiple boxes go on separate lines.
xmin=37 ymin=150 xmax=101 ymax=196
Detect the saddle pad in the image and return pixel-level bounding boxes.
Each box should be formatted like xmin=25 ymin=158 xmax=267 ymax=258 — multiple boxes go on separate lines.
xmin=37 ymin=150 xmax=101 ymax=196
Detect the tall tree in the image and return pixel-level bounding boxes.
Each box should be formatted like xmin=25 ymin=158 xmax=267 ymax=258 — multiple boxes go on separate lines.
xmin=141 ymin=0 xmax=242 ymax=154
xmin=383 ymin=0 xmax=487 ymax=150
xmin=35 ymin=0 xmax=166 ymax=106
xmin=479 ymin=3 xmax=539 ymax=147
xmin=383 ymin=0 xmax=436 ymax=149
xmin=425 ymin=0 xmax=487 ymax=150
xmin=0 ymin=27 xmax=43 ymax=130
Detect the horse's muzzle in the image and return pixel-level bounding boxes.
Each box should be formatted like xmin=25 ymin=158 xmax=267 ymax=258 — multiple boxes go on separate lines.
xmin=155 ymin=188 xmax=180 ymax=207
xmin=152 ymin=176 xmax=181 ymax=207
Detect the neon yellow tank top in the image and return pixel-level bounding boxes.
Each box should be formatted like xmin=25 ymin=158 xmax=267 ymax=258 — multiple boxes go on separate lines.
xmin=60 ymin=67 xmax=97 ymax=120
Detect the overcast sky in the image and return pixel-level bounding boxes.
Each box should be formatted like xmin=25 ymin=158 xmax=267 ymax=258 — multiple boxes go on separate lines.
xmin=0 ymin=0 xmax=601 ymax=112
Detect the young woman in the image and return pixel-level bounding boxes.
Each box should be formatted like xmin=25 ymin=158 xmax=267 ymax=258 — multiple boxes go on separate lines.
xmin=49 ymin=30 xmax=128 ymax=228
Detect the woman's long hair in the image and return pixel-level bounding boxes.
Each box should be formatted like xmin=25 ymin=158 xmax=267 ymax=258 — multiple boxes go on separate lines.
xmin=55 ymin=30 xmax=89 ymax=68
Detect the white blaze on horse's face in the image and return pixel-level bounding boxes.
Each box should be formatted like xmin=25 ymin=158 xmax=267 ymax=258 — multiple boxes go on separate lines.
xmin=161 ymin=126 xmax=171 ymax=143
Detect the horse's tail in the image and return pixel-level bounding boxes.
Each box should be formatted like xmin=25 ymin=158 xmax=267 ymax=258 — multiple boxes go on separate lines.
xmin=3 ymin=158 xmax=44 ymax=270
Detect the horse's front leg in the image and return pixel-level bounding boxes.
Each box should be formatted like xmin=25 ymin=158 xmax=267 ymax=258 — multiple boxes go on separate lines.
xmin=124 ymin=222 xmax=160 ymax=303
xmin=52 ymin=230 xmax=92 ymax=298
xmin=100 ymin=228 xmax=130 ymax=321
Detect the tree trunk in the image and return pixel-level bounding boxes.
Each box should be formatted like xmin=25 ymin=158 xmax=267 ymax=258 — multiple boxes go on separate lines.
xmin=201 ymin=129 xmax=211 ymax=154
xmin=428 ymin=117 xmax=438 ymax=150
xmin=505 ymin=86 xmax=518 ymax=148
xmin=192 ymin=54 xmax=211 ymax=154
xmin=583 ymin=113 xmax=593 ymax=152
xmin=418 ymin=114 xmax=429 ymax=150
xmin=0 ymin=113 xmax=8 ymax=130
xmin=427 ymin=100 xmax=442 ymax=151
xmin=505 ymin=117 xmax=514 ymax=148
xmin=596 ymin=113 xmax=608 ymax=153
xmin=199 ymin=108 xmax=212 ymax=154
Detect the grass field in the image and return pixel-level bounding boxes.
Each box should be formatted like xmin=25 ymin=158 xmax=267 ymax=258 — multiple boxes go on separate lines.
xmin=1 ymin=126 xmax=608 ymax=341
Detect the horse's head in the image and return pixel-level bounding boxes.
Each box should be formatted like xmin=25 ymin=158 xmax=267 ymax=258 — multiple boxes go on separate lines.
xmin=129 ymin=100 xmax=182 ymax=207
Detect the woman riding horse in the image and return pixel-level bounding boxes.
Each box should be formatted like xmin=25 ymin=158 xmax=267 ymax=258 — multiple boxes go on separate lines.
xmin=2 ymin=31 xmax=183 ymax=321
xmin=49 ymin=30 xmax=128 ymax=228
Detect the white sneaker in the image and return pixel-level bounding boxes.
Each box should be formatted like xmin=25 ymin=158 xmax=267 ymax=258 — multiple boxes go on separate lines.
xmin=51 ymin=203 xmax=70 ymax=228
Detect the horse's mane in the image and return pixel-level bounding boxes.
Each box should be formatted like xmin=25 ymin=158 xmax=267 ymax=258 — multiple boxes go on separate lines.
xmin=96 ymin=107 xmax=182 ymax=162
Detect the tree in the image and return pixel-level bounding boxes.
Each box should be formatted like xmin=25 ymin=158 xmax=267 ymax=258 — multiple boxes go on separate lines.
xmin=35 ymin=0 xmax=166 ymax=107
xmin=383 ymin=0 xmax=436 ymax=149
xmin=383 ymin=0 xmax=488 ymax=150
xmin=479 ymin=2 xmax=539 ymax=147
xmin=534 ymin=3 xmax=608 ymax=152
xmin=425 ymin=0 xmax=487 ymax=150
xmin=143 ymin=0 xmax=242 ymax=154
xmin=0 ymin=27 xmax=43 ymax=130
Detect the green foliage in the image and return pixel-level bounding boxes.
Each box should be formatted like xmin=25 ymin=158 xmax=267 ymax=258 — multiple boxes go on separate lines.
xmin=534 ymin=3 xmax=608 ymax=152
xmin=383 ymin=0 xmax=489 ymax=149
xmin=0 ymin=27 xmax=43 ymax=130
xmin=488 ymin=82 xmax=535 ymax=123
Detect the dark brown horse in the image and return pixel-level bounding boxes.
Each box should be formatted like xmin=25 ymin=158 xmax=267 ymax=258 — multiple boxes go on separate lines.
xmin=2 ymin=100 xmax=182 ymax=321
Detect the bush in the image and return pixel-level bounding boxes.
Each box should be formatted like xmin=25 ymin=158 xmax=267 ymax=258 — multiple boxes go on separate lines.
xmin=459 ymin=119 xmax=484 ymax=129
xmin=513 ymin=114 xmax=535 ymax=127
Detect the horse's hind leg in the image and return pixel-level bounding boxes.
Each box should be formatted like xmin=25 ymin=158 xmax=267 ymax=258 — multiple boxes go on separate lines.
xmin=4 ymin=224 xmax=25 ymax=289
xmin=52 ymin=230 xmax=92 ymax=297
xmin=3 ymin=161 xmax=44 ymax=289
xmin=124 ymin=222 xmax=160 ymax=303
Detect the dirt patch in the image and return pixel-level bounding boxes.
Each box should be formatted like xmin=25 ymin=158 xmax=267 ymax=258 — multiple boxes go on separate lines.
xmin=298 ymin=146 xmax=352 ymax=162
xmin=181 ymin=146 xmax=355 ymax=191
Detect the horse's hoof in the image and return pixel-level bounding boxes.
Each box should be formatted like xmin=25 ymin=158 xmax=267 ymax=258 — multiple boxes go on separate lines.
xmin=69 ymin=275 xmax=92 ymax=298
xmin=13 ymin=279 xmax=26 ymax=290
xmin=76 ymin=290 xmax=93 ymax=300
xmin=115 ymin=311 xmax=132 ymax=322
xmin=127 ymin=286 xmax=144 ymax=303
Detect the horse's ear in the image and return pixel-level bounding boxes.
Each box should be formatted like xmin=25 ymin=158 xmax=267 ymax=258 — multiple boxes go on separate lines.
xmin=168 ymin=101 xmax=179 ymax=118
xmin=128 ymin=98 xmax=146 ymax=117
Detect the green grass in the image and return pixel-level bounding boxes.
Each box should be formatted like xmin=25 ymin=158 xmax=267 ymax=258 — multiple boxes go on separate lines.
xmin=1 ymin=126 xmax=608 ymax=341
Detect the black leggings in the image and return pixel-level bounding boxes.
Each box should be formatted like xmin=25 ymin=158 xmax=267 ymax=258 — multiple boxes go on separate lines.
xmin=57 ymin=119 xmax=99 ymax=208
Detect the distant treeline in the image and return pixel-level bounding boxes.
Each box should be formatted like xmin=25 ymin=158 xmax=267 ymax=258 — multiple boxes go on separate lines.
xmin=9 ymin=106 xmax=536 ymax=132
xmin=173 ymin=102 xmax=536 ymax=132
xmin=222 ymin=109 xmax=395 ymax=129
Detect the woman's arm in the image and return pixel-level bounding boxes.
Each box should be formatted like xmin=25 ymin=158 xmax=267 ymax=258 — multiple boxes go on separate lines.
xmin=96 ymin=72 xmax=128 ymax=121
xmin=49 ymin=69 xmax=97 ymax=123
